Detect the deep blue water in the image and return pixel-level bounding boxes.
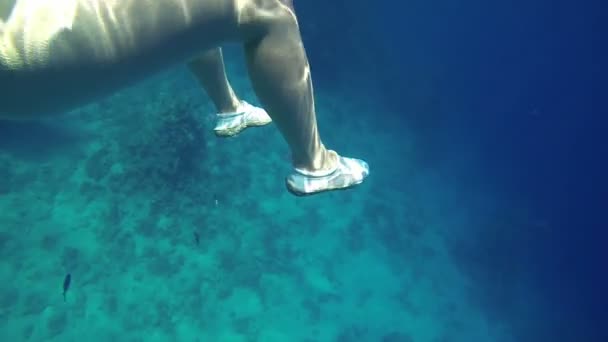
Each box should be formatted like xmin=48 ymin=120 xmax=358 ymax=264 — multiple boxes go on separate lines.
xmin=297 ymin=0 xmax=605 ymax=341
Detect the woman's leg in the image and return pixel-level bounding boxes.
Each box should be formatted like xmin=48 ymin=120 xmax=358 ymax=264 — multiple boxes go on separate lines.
xmin=241 ymin=1 xmax=333 ymax=172
xmin=188 ymin=48 xmax=240 ymax=113
xmin=240 ymin=0 xmax=368 ymax=194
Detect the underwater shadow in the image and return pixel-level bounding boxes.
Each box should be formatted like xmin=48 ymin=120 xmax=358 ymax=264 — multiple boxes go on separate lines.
xmin=0 ymin=119 xmax=89 ymax=161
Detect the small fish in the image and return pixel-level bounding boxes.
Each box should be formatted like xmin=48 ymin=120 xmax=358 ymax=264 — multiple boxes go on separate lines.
xmin=62 ymin=273 xmax=71 ymax=302
xmin=193 ymin=231 xmax=200 ymax=246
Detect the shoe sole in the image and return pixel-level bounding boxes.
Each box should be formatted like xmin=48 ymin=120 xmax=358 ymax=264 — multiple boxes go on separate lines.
xmin=285 ymin=178 xmax=365 ymax=197
xmin=214 ymin=120 xmax=271 ymax=137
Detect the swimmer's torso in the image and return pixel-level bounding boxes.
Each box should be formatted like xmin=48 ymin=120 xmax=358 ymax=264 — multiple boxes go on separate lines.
xmin=0 ymin=0 xmax=237 ymax=118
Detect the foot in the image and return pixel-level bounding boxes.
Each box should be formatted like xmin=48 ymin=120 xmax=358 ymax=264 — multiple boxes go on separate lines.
xmin=214 ymin=101 xmax=272 ymax=137
xmin=285 ymin=150 xmax=370 ymax=196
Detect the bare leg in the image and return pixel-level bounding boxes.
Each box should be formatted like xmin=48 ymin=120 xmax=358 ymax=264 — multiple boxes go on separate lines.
xmin=241 ymin=1 xmax=335 ymax=173
xmin=188 ymin=48 xmax=240 ymax=113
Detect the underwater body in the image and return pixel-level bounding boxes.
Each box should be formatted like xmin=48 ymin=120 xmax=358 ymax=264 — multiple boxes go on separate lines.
xmin=0 ymin=0 xmax=604 ymax=341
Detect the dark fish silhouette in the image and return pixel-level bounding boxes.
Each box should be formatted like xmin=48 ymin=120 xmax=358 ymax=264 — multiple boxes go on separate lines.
xmin=193 ymin=231 xmax=200 ymax=246
xmin=62 ymin=273 xmax=71 ymax=302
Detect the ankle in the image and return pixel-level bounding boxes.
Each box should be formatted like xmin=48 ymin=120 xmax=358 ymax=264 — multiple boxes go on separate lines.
xmin=294 ymin=148 xmax=338 ymax=174
xmin=217 ymin=98 xmax=242 ymax=114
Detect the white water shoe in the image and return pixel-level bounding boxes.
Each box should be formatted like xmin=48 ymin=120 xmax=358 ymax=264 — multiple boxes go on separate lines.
xmin=214 ymin=101 xmax=272 ymax=137
xmin=286 ymin=152 xmax=369 ymax=196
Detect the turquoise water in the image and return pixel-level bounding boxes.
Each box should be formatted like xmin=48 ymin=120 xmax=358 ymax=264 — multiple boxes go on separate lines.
xmin=0 ymin=53 xmax=513 ymax=341
xmin=1 ymin=1 xmax=604 ymax=341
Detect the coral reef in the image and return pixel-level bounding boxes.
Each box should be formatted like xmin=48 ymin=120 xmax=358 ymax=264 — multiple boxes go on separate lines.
xmin=119 ymin=98 xmax=209 ymax=194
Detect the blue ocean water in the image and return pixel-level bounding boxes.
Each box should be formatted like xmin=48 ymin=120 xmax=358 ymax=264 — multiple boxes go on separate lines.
xmin=300 ymin=0 xmax=605 ymax=341
xmin=0 ymin=1 xmax=605 ymax=341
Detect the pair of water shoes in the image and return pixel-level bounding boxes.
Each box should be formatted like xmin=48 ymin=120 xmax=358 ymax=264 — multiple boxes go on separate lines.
xmin=214 ymin=101 xmax=369 ymax=196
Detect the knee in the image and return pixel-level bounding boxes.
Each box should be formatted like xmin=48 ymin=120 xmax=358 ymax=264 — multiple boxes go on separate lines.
xmin=278 ymin=0 xmax=294 ymax=10
xmin=236 ymin=0 xmax=298 ymax=38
